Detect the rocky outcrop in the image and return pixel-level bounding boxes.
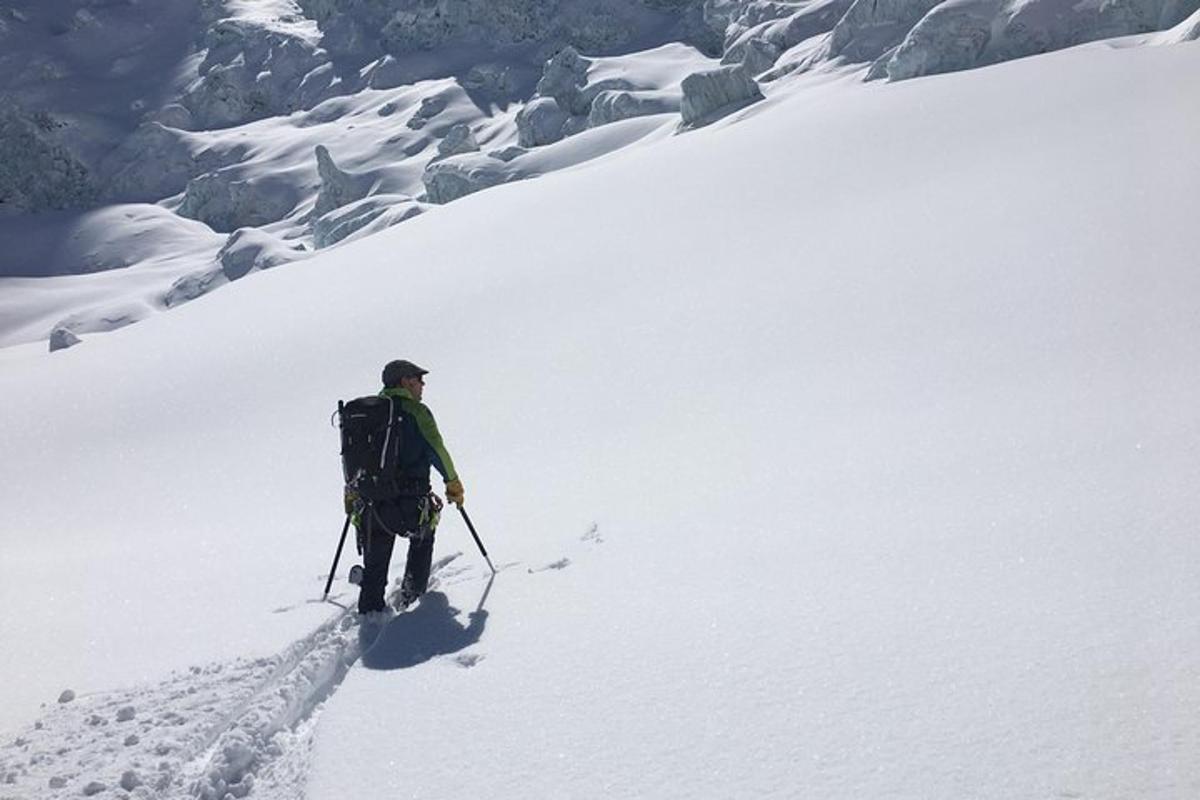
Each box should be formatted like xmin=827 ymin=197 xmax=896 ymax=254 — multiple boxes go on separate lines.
xmin=313 ymin=146 xmax=373 ymax=219
xmin=881 ymin=0 xmax=1200 ymax=81
xmin=462 ymin=63 xmax=520 ymax=98
xmin=727 ymin=36 xmax=782 ymax=74
xmin=537 ymin=47 xmax=593 ymax=110
xmin=423 ymin=155 xmax=515 ymax=204
xmin=313 ymin=196 xmax=424 ymax=248
xmin=488 ymin=145 xmax=529 ymax=162
xmin=98 ymin=123 xmax=216 ymax=204
xmin=517 ymin=98 xmax=572 ymax=147
xmin=1162 ymin=5 xmax=1200 ymax=39
xmin=436 ymin=124 xmax=481 ymax=159
xmin=407 ymin=94 xmax=450 ymax=130
xmin=163 ymin=267 xmax=225 ymax=308
xmin=177 ymin=170 xmax=300 ymax=233
xmin=49 ymin=327 xmax=82 ymax=353
xmin=538 ymin=47 xmax=644 ymax=115
xmin=300 ymin=0 xmax=719 ymax=70
xmin=995 ymin=0 xmax=1199 ymax=61
xmin=181 ymin=18 xmax=331 ymax=129
xmin=1163 ymin=0 xmax=1200 ymax=29
xmin=518 ymin=45 xmax=666 ymax=142
xmin=722 ymin=0 xmax=856 ymax=69
xmin=218 ymin=228 xmax=307 ymax=281
xmin=366 ymin=55 xmax=409 ymax=90
xmin=830 ymin=0 xmax=944 ymax=61
xmin=886 ymin=0 xmax=996 ymax=80
xmin=588 ymin=90 xmax=680 ymax=127
xmin=314 ymin=200 xmax=382 ymax=249
xmin=989 ymin=0 xmax=1110 ymax=63
xmin=679 ymin=65 xmax=763 ymax=126
xmin=0 ymin=105 xmax=97 ymax=215
xmin=707 ymin=0 xmax=811 ymax=49
xmin=149 ymin=104 xmax=196 ymax=131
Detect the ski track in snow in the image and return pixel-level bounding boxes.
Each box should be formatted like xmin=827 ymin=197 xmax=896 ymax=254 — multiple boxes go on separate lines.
xmin=0 ymin=554 xmax=466 ymax=800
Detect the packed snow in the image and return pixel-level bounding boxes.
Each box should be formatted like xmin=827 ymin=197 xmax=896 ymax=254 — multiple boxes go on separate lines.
xmin=2 ymin=1 xmax=1199 ymax=799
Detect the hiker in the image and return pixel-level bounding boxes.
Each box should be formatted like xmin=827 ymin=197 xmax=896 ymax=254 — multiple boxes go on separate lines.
xmin=347 ymin=359 xmax=464 ymax=613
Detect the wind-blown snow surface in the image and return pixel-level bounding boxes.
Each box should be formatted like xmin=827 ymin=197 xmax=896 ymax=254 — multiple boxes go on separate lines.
xmin=1 ymin=37 xmax=1198 ymax=800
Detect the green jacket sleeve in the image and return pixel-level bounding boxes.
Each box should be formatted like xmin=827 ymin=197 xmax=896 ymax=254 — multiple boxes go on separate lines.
xmin=411 ymin=401 xmax=459 ymax=483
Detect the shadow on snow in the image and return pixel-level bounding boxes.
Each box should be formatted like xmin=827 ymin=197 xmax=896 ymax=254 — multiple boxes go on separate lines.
xmin=360 ymin=581 xmax=491 ymax=671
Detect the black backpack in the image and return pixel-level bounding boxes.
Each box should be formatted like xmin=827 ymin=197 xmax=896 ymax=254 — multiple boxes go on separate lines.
xmin=337 ymin=395 xmax=407 ymax=503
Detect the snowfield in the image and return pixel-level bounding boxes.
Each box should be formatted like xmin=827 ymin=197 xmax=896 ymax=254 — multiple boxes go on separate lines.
xmin=2 ymin=19 xmax=1199 ymax=800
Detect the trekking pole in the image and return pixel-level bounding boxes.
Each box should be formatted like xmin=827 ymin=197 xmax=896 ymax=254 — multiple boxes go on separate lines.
xmin=457 ymin=506 xmax=497 ymax=574
xmin=323 ymin=514 xmax=352 ymax=600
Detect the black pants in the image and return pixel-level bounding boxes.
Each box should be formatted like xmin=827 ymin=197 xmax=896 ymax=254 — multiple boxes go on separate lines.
xmin=357 ymin=499 xmax=435 ymax=613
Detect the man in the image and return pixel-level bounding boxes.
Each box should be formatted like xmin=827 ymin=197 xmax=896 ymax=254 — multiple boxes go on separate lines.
xmin=352 ymin=359 xmax=464 ymax=613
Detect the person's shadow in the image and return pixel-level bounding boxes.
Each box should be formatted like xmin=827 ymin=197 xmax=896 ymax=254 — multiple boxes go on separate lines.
xmin=360 ymin=582 xmax=490 ymax=671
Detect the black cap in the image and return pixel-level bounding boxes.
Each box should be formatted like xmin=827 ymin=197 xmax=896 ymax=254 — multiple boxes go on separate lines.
xmin=382 ymin=359 xmax=429 ymax=387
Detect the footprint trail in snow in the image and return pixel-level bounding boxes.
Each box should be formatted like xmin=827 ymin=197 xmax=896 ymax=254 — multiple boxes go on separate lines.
xmin=0 ymin=525 xmax=604 ymax=799
xmin=0 ymin=554 xmax=465 ymax=800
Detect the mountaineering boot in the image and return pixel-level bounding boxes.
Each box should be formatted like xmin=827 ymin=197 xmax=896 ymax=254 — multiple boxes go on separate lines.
xmin=399 ymin=531 xmax=436 ymax=606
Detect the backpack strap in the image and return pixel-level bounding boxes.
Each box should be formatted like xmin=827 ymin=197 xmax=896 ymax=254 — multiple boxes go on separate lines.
xmin=379 ymin=396 xmax=396 ymax=472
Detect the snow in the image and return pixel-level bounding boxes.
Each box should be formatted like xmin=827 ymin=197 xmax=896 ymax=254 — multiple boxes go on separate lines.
xmin=4 ymin=0 xmax=1191 ymax=352
xmin=0 ymin=205 xmax=225 ymax=344
xmin=1 ymin=11 xmax=1199 ymax=800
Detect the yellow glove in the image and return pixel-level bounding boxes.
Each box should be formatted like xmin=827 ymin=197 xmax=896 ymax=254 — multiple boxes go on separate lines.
xmin=343 ymin=487 xmax=358 ymax=515
xmin=445 ymin=479 xmax=464 ymax=507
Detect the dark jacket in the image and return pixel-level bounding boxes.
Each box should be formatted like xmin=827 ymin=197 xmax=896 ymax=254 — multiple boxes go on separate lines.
xmin=379 ymin=386 xmax=458 ymax=486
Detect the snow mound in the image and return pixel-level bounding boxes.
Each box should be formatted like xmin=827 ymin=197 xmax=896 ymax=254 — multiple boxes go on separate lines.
xmin=0 ymin=203 xmax=221 ymax=279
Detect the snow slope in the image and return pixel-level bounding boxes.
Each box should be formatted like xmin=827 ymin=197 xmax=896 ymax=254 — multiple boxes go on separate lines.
xmin=1 ymin=33 xmax=1199 ymax=800
xmin=3 ymin=0 xmax=1196 ymax=353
